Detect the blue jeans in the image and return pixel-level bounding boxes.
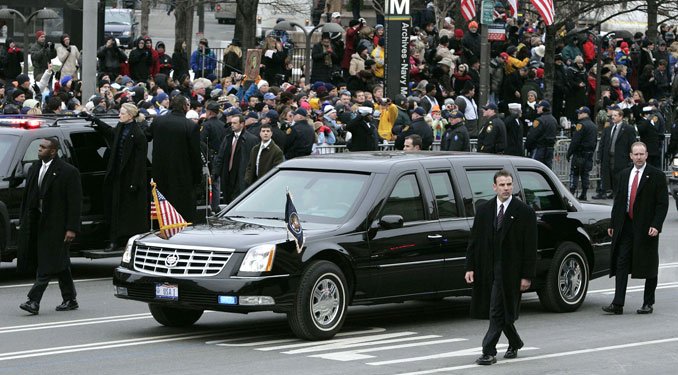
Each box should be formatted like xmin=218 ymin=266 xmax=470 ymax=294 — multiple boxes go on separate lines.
xmin=532 ymin=147 xmax=554 ymax=169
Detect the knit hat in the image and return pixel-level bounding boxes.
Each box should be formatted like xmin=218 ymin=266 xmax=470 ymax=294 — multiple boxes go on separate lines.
xmin=16 ymin=74 xmax=30 ymax=86
xmin=35 ymin=30 xmax=45 ymax=39
xmin=60 ymin=75 xmax=73 ymax=87
xmin=294 ymin=108 xmax=308 ymax=117
xmin=186 ymin=110 xmax=200 ymax=120
xmin=454 ymin=29 xmax=464 ymax=38
xmin=154 ymin=92 xmax=169 ymax=104
xmin=257 ymin=80 xmax=269 ymax=89
xmin=323 ymin=105 xmax=336 ymax=115
xmin=265 ymin=110 xmax=279 ymax=120
xmin=412 ymin=107 xmax=425 ymax=116
xmin=468 ymin=21 xmax=479 ymax=30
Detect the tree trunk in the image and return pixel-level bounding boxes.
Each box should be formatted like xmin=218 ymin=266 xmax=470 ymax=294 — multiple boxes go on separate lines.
xmin=197 ymin=0 xmax=205 ymax=34
xmin=175 ymin=0 xmax=196 ymax=53
xmin=646 ymin=0 xmax=658 ymax=42
xmin=235 ymin=0 xmax=259 ymax=52
xmin=542 ymin=24 xmax=557 ymax=103
xmin=140 ymin=0 xmax=150 ymax=36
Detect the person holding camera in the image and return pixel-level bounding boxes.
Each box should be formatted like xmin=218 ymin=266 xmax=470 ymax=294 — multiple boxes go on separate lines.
xmin=56 ymin=34 xmax=80 ymax=79
xmin=97 ymin=36 xmax=127 ymax=79
xmin=29 ymin=31 xmax=57 ymax=81
xmin=129 ymin=37 xmax=153 ymax=83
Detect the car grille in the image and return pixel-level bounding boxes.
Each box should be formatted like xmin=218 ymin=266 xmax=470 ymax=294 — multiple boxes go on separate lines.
xmin=133 ymin=242 xmax=234 ymax=277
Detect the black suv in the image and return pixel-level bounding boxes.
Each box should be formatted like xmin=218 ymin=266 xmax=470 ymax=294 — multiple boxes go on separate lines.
xmin=0 ymin=115 xmax=126 ymax=262
xmin=113 ymin=152 xmax=613 ymax=340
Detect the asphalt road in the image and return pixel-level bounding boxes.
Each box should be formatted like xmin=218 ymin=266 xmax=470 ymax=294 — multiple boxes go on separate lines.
xmin=1 ymin=201 xmax=678 ymax=374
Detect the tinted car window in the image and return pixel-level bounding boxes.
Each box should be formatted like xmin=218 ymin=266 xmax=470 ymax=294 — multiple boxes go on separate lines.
xmin=466 ymin=169 xmax=502 ymax=215
xmin=429 ymin=172 xmax=459 ymax=218
xmin=381 ymin=174 xmax=426 ymax=222
xmin=518 ymin=170 xmax=563 ymax=211
xmin=22 ymin=138 xmax=43 ymax=164
xmin=0 ymin=134 xmax=18 ymax=177
xmin=69 ymin=132 xmax=109 ymax=173
xmin=227 ymin=170 xmax=369 ymax=223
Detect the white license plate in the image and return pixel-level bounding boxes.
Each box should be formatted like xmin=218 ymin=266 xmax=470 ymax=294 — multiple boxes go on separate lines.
xmin=155 ymin=283 xmax=178 ymax=300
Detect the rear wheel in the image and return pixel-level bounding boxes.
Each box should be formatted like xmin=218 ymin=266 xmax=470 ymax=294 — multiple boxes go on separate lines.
xmin=287 ymin=260 xmax=348 ymax=340
xmin=538 ymin=242 xmax=589 ymax=312
xmin=149 ymin=304 xmax=203 ymax=327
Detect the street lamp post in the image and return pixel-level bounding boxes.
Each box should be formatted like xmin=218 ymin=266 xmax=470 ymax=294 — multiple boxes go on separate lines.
xmin=274 ymin=21 xmax=344 ymax=82
xmin=0 ymin=8 xmax=60 ymax=75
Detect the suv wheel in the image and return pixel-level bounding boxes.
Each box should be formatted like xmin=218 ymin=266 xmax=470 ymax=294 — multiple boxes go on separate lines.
xmin=149 ymin=304 xmax=203 ymax=327
xmin=287 ymin=260 xmax=347 ymax=340
xmin=538 ymin=242 xmax=589 ymax=312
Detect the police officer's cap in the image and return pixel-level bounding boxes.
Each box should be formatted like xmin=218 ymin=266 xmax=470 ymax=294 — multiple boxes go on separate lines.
xmin=482 ymin=103 xmax=498 ymax=111
xmin=576 ymin=106 xmax=591 ymax=115
xmin=411 ymin=107 xmax=426 ymax=116
xmin=537 ymin=100 xmax=551 ymax=109
xmin=448 ymin=110 xmax=464 ymax=119
xmin=206 ymin=102 xmax=221 ymax=113
xmin=294 ymin=108 xmax=308 ymax=117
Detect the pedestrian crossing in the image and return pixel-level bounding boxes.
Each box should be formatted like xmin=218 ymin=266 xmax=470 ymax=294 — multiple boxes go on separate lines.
xmin=204 ymin=326 xmax=539 ymax=367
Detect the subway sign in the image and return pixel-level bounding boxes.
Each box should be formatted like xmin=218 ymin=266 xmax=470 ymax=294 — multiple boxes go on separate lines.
xmin=385 ymin=0 xmax=411 ymax=99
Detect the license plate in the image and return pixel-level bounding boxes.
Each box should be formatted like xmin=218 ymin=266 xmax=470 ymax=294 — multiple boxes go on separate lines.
xmin=155 ymin=283 xmax=178 ymax=300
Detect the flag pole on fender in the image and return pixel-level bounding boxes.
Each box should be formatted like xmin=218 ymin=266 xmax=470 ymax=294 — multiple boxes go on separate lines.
xmin=285 ymin=187 xmax=304 ymax=253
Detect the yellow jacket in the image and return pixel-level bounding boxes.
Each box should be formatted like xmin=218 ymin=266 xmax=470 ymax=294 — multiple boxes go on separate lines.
xmin=378 ymin=103 xmax=398 ymax=141
xmin=371 ymin=46 xmax=385 ymax=79
xmin=504 ymin=56 xmax=530 ymax=74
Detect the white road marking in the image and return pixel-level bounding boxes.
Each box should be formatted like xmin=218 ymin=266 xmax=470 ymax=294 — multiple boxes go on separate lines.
xmin=394 ymin=337 xmax=678 ymax=374
xmin=257 ymin=332 xmax=418 ymax=351
xmin=0 ymin=277 xmax=111 ymax=289
xmin=0 ymin=330 xmax=232 ymax=362
xmin=0 ymin=313 xmax=152 ymax=334
xmin=286 ymin=335 xmax=443 ymax=355
xmin=209 ymin=327 xmax=386 ymax=346
xmin=367 ymin=344 xmax=539 ymax=366
xmin=309 ymin=338 xmax=467 ymax=361
xmin=602 ymin=282 xmax=678 ymax=295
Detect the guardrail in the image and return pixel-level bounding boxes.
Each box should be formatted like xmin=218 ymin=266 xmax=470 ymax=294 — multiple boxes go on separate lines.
xmin=313 ymin=136 xmax=674 ymax=183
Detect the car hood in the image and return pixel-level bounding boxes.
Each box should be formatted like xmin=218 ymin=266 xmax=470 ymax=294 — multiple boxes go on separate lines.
xmin=135 ymin=217 xmax=340 ymax=251
xmin=104 ymin=24 xmax=131 ymax=33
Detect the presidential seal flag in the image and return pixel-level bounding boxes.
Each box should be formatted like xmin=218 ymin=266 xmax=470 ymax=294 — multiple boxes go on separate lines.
xmin=285 ymin=191 xmax=304 ymax=253
xmin=151 ymin=180 xmax=191 ymax=239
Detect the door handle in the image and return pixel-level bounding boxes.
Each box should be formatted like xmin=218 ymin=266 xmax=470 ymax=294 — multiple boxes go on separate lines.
xmin=427 ymin=234 xmax=443 ymax=240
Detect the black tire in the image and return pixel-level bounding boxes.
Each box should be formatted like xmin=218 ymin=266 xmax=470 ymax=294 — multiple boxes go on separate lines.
xmin=538 ymin=242 xmax=589 ymax=312
xmin=287 ymin=260 xmax=348 ymax=340
xmin=148 ymin=304 xmax=203 ymax=327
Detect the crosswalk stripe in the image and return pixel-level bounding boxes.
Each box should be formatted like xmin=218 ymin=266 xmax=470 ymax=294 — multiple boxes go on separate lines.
xmin=367 ymin=344 xmax=539 ymax=366
xmin=210 ymin=327 xmax=386 ymax=347
xmin=309 ymin=338 xmax=468 ymax=362
xmin=284 ymin=335 xmax=442 ymax=355
xmin=257 ymin=331 xmax=417 ymax=352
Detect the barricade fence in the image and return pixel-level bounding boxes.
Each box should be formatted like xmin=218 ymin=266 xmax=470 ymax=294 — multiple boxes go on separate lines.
xmin=314 ymin=136 xmax=674 ymax=184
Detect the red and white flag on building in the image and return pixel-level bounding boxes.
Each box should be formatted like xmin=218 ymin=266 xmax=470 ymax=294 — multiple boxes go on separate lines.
xmin=530 ymin=0 xmax=554 ymax=25
xmin=507 ymin=0 xmax=519 ymax=17
xmin=460 ymin=0 xmax=476 ymax=22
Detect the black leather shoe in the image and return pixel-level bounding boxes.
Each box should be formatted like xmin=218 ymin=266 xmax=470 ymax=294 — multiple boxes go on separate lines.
xmin=602 ymin=303 xmax=623 ymax=315
xmin=606 ymin=193 xmax=614 ymax=199
xmin=20 ymin=300 xmax=39 ymax=315
xmin=578 ymin=194 xmax=587 ymax=201
xmin=475 ymin=354 xmax=497 ymax=365
xmin=504 ymin=341 xmax=523 ymax=359
xmin=55 ymin=299 xmax=79 ymax=311
xmin=591 ymin=193 xmax=606 ymax=200
xmin=637 ymin=304 xmax=653 ymax=314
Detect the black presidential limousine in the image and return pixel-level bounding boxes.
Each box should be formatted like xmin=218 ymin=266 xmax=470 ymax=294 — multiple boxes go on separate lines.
xmin=113 ymin=152 xmax=612 ymax=340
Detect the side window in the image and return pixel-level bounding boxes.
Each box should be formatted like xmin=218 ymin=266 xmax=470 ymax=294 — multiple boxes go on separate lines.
xmin=518 ymin=170 xmax=563 ymax=211
xmin=22 ymin=139 xmax=43 ymax=164
xmin=69 ymin=132 xmax=109 ymax=173
xmin=381 ymin=174 xmax=426 ymax=223
xmin=429 ymin=172 xmax=459 ymax=218
xmin=466 ymin=169 xmax=502 ymax=215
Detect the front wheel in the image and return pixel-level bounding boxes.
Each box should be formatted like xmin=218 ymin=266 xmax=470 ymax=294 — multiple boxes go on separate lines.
xmin=149 ymin=304 xmax=203 ymax=327
xmin=287 ymin=260 xmax=348 ymax=340
xmin=538 ymin=242 xmax=589 ymax=312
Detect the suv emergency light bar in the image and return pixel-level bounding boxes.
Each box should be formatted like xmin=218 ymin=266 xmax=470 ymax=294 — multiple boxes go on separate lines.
xmin=0 ymin=118 xmax=44 ymax=129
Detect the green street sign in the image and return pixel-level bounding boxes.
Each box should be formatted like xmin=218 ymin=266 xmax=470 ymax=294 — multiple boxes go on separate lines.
xmin=481 ymin=0 xmax=494 ymax=25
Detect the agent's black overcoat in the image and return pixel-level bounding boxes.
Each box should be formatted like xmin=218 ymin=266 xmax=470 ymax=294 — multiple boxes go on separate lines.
xmin=148 ymin=110 xmax=203 ymax=222
xmin=18 ymin=158 xmax=82 ymax=275
xmin=465 ymin=197 xmax=537 ymax=322
xmin=609 ymin=164 xmax=668 ymax=279
xmin=93 ymin=118 xmax=149 ymax=240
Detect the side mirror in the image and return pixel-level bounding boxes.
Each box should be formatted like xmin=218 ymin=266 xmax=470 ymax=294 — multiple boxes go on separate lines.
xmin=379 ymin=215 xmax=404 ymax=230
xmin=6 ymin=163 xmax=29 ymax=188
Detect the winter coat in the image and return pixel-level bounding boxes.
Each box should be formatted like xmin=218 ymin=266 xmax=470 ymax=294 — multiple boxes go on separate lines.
xmin=128 ymin=44 xmax=153 ymax=82
xmin=29 ymin=41 xmax=57 ymax=79
xmin=56 ymin=43 xmax=80 ymax=78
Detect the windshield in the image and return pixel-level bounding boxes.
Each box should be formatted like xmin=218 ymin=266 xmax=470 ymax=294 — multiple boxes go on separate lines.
xmin=0 ymin=134 xmax=19 ymax=178
xmin=105 ymin=11 xmax=132 ymax=25
xmin=225 ymin=170 xmax=370 ymax=224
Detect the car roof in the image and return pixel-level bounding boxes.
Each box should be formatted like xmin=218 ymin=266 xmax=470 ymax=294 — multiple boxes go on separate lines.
xmin=279 ymin=151 xmax=537 ymax=173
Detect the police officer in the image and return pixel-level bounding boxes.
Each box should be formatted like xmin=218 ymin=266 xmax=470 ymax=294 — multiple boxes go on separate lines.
xmin=526 ymin=100 xmax=557 ymax=168
xmin=477 ymin=103 xmax=506 ymax=154
xmin=395 ymin=107 xmax=434 ymax=150
xmin=504 ymin=103 xmax=525 ymax=156
xmin=567 ymin=107 xmax=597 ymax=200
xmin=636 ymin=106 xmax=662 ymax=168
xmin=284 ymin=108 xmax=315 ymax=159
xmin=440 ymin=110 xmax=471 ymax=151
xmin=200 ymin=101 xmax=227 ymax=212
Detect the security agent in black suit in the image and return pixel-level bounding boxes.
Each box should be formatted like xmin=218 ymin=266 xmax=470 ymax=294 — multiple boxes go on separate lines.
xmin=465 ymin=170 xmax=537 ymax=365
xmin=18 ymin=138 xmax=83 ymax=315
xmin=346 ymin=106 xmax=379 ymax=151
xmin=284 ymin=108 xmax=315 ymax=158
xmin=593 ymin=109 xmax=637 ymax=199
xmin=636 ymin=107 xmax=662 ymax=168
xmin=504 ymin=103 xmax=525 ymax=156
xmin=394 ymin=107 xmax=433 ymax=150
xmin=213 ymin=114 xmax=258 ymax=203
xmin=603 ymin=142 xmax=668 ymax=315
xmin=566 ymin=107 xmax=598 ymax=200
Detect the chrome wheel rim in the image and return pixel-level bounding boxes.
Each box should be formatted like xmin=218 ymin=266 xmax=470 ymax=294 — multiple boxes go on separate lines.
xmin=310 ymin=275 xmax=342 ymax=329
xmin=559 ymin=254 xmax=585 ymax=302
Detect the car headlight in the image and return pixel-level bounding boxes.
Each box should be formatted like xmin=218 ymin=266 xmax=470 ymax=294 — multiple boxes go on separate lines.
xmin=122 ymin=234 xmax=141 ymax=264
xmin=239 ymin=244 xmax=276 ymax=272
xmin=122 ymin=30 xmax=131 ymax=36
